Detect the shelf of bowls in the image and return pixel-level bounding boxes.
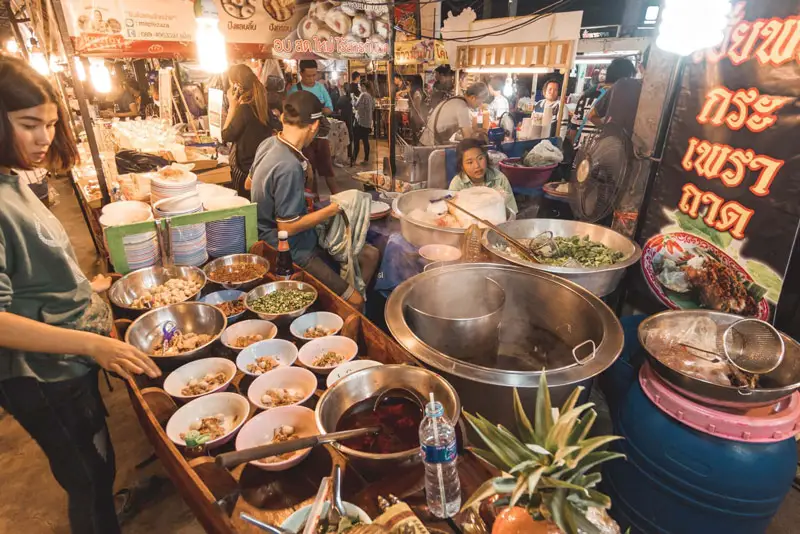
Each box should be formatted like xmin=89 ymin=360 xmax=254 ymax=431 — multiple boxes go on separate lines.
xmin=100 ymin=163 xmax=257 ymax=275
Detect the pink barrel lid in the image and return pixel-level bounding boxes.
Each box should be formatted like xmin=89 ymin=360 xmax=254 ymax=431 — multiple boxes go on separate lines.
xmin=639 ymin=363 xmax=800 ymax=443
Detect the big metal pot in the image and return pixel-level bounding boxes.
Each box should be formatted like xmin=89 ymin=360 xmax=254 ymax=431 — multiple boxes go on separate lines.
xmin=386 ymin=264 xmax=624 ymax=430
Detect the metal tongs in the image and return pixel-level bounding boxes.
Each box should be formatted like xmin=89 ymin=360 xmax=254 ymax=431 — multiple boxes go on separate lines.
xmin=528 ymin=231 xmax=582 ymax=268
xmin=160 ymin=320 xmax=180 ymax=356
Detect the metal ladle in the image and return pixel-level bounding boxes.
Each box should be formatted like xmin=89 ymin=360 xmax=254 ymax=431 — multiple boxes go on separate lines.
xmin=681 ymin=319 xmax=785 ymax=375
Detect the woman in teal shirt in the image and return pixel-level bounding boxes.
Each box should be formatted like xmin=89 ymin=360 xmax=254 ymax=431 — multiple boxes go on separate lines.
xmin=449 ymin=138 xmax=518 ymax=216
xmin=0 ymin=57 xmax=160 ymax=533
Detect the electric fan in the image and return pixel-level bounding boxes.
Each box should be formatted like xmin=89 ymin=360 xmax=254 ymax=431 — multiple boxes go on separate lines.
xmin=569 ymin=123 xmax=635 ymax=223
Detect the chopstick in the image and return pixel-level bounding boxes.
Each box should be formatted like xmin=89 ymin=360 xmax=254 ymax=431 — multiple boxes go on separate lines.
xmin=444 ymin=199 xmax=539 ymax=263
xmin=302 ymin=477 xmax=331 ymax=534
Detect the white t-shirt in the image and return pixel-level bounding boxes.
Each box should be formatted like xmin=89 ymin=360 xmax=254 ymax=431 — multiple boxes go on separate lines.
xmin=420 ymin=98 xmax=472 ymax=146
xmin=488 ymin=95 xmax=510 ymax=121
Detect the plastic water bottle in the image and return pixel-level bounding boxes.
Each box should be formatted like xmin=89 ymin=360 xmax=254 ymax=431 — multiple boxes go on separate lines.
xmin=420 ymin=393 xmax=461 ymax=518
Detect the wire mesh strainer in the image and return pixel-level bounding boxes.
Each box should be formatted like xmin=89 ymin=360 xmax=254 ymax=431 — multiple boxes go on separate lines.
xmin=722 ymin=319 xmax=785 ymax=375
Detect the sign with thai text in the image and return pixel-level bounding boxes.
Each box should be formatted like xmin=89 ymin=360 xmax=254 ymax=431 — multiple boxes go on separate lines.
xmin=635 ymin=0 xmax=800 ymax=322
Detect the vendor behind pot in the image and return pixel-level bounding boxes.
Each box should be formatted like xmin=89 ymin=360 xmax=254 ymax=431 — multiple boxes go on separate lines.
xmin=449 ymin=138 xmax=517 ymax=216
xmin=420 ymin=82 xmax=489 ymax=146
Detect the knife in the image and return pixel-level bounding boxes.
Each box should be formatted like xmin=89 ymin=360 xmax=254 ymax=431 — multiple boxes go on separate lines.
xmin=215 ymin=426 xmax=380 ymax=469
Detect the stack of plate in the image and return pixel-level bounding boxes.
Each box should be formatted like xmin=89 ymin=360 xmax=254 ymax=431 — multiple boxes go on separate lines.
xmin=205 ymin=196 xmax=250 ymax=258
xmin=99 ymin=201 xmax=160 ymax=271
xmin=198 ymin=183 xmax=236 ymax=205
xmin=150 ymin=170 xmax=198 ymax=206
xmin=154 ymin=196 xmax=208 ymax=267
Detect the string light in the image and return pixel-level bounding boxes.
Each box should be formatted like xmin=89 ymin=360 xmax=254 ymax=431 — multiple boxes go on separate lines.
xmin=74 ymin=58 xmax=86 ymax=81
xmin=657 ymin=0 xmax=731 ymax=56
xmin=89 ymin=58 xmax=112 ymax=93
xmin=195 ymin=0 xmax=228 ymax=73
xmin=28 ymin=39 xmax=49 ymax=75
xmin=5 ymin=39 xmax=19 ymax=54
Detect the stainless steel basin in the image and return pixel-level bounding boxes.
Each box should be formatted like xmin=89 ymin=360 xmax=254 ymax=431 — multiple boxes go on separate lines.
xmin=386 ymin=263 xmax=624 ymax=428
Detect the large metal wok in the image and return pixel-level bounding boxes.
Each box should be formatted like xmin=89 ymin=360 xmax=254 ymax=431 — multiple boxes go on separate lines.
xmin=386 ymin=263 xmax=624 ymax=430
xmin=481 ymin=219 xmax=641 ymax=297
xmin=639 ymin=310 xmax=800 ymax=408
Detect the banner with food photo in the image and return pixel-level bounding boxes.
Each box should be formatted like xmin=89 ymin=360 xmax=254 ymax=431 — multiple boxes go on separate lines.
xmin=271 ymin=0 xmax=391 ymax=60
xmin=634 ymin=0 xmax=800 ymax=322
xmin=62 ymin=0 xmax=308 ymax=57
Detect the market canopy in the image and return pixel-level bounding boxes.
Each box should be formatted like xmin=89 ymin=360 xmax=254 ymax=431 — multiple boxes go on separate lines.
xmin=61 ymin=0 xmax=390 ymax=60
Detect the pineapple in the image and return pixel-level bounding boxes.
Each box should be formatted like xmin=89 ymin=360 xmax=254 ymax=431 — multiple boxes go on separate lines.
xmin=462 ymin=373 xmax=625 ymax=534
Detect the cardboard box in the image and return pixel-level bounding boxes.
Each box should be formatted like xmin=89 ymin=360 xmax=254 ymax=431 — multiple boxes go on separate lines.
xmin=196 ymin=165 xmax=232 ymax=185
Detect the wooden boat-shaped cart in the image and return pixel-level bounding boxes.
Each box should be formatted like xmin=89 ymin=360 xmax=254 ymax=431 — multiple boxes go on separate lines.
xmin=121 ymin=245 xmax=493 ymax=534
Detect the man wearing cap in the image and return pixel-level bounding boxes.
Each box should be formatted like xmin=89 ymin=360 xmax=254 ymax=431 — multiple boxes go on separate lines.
xmin=250 ymin=91 xmax=366 ymax=308
xmin=287 ymin=59 xmax=340 ymax=196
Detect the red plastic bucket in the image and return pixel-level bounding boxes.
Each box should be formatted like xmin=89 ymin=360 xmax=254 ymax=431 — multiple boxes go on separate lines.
xmin=498 ymin=158 xmax=557 ymax=189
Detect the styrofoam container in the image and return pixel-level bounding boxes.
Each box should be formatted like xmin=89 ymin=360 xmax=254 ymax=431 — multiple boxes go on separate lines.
xmin=289 ymin=312 xmax=344 ymax=341
xmin=165 ymin=392 xmax=249 ymax=449
xmin=221 ymin=319 xmax=279 ymax=351
xmin=235 ymin=405 xmax=317 ymax=471
xmin=236 ymin=339 xmax=298 ymax=376
xmin=247 ymin=367 xmax=318 ymax=410
xmin=297 ymin=336 xmax=358 ymax=375
xmin=163 ymin=358 xmax=237 ymax=401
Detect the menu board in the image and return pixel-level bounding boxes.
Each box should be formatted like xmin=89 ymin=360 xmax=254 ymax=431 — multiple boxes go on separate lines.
xmin=634 ymin=0 xmax=800 ymax=324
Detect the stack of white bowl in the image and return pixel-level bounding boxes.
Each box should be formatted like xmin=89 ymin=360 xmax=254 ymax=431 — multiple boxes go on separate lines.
xmin=153 ymin=193 xmax=208 ymax=267
xmin=99 ymin=201 xmax=160 ymax=271
xmin=204 ymin=196 xmax=250 ymax=257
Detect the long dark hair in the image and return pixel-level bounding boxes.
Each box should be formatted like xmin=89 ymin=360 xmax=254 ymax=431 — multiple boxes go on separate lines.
xmin=227 ymin=64 xmax=269 ymax=126
xmin=0 ymin=56 xmax=78 ymax=171
xmin=455 ymin=138 xmax=488 ymax=174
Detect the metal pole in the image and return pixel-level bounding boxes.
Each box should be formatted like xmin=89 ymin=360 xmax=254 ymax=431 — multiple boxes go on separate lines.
xmin=5 ymin=0 xmax=28 ymax=60
xmin=50 ymin=0 xmax=111 ymax=206
xmin=554 ymin=68 xmax=569 ymax=138
xmin=388 ymin=7 xmax=396 ymax=186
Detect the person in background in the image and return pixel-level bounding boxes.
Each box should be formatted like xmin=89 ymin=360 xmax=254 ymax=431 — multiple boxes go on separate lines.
xmin=449 ymin=138 xmax=517 ymax=216
xmin=326 ymin=77 xmax=341 ymax=110
xmin=351 ymin=71 xmax=361 ymax=86
xmin=223 ymin=64 xmax=273 ymax=197
xmin=589 ymin=51 xmax=647 ymax=135
xmin=533 ymin=78 xmax=561 ymax=137
xmin=335 ymin=81 xmax=355 ymax=165
xmin=353 ymin=80 xmax=375 ymax=166
xmin=0 ymin=56 xmax=160 ymax=534
xmin=407 ymin=74 xmax=428 ymax=141
xmin=419 ymin=82 xmax=489 ymax=146
xmin=287 ymin=60 xmax=339 ymax=196
xmin=250 ymin=91 xmax=378 ymax=309
xmin=105 ymin=78 xmax=140 ymax=119
xmin=430 ymin=64 xmax=455 ymax=109
xmin=393 ymin=73 xmax=408 ymax=98
xmin=487 ymin=76 xmax=510 ymax=123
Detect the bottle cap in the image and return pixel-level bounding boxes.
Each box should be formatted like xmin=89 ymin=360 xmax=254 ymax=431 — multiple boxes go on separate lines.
xmin=278 ymin=230 xmax=288 ymax=240
xmin=425 ymin=400 xmax=444 ymax=418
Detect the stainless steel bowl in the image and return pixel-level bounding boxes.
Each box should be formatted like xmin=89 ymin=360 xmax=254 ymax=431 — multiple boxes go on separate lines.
xmin=109 ymin=265 xmax=207 ymax=313
xmin=639 ymin=310 xmax=800 ymax=408
xmin=315 ymin=364 xmax=460 ymax=470
xmin=386 ymin=263 xmax=623 ymax=430
xmin=245 ymin=280 xmax=318 ymax=322
xmin=125 ymin=302 xmax=227 ymax=361
xmin=203 ymin=253 xmax=271 ymax=290
xmin=481 ymin=219 xmax=642 ymax=297
xmin=392 ymin=188 xmax=470 ymax=248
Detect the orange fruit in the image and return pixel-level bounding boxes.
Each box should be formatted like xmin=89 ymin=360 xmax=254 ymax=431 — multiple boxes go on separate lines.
xmin=491 ymin=506 xmax=560 ymax=534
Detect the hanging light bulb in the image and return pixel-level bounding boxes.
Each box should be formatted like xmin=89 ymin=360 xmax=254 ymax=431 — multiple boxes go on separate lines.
xmin=89 ymin=58 xmax=112 ymax=93
xmin=502 ymin=75 xmax=513 ymax=98
xmin=330 ymin=70 xmax=339 ymax=82
xmin=49 ymin=56 xmax=64 ymax=73
xmin=28 ymin=39 xmax=49 ymax=75
xmin=74 ymin=57 xmax=86 ymax=81
xmin=194 ymin=0 xmax=228 ymax=73
xmin=657 ymin=0 xmax=731 ymax=56
xmin=5 ymin=39 xmax=19 ymax=54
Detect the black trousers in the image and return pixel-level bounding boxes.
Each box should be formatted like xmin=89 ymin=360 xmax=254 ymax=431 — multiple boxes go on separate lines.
xmin=0 ymin=370 xmax=119 ymax=534
xmin=353 ymin=125 xmax=371 ymax=162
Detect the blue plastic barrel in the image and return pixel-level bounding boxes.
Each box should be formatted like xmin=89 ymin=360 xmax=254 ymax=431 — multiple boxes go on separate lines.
xmin=603 ymin=378 xmax=798 ymax=534
xmin=597 ymin=314 xmax=647 ymax=413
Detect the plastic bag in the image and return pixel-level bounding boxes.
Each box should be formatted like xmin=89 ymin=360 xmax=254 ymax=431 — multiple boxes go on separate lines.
xmin=523 ymin=140 xmax=564 ymax=167
xmin=488 ymin=150 xmax=508 ymax=166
